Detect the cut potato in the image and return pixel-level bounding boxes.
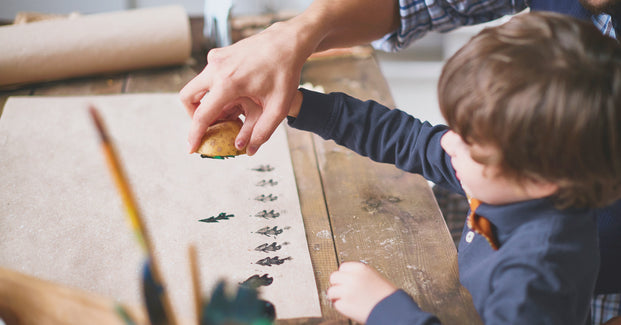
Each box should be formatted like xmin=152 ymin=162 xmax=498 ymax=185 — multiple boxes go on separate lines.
xmin=196 ymin=119 xmax=246 ymax=159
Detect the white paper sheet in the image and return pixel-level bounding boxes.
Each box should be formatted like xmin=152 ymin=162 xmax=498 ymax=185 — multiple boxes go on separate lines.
xmin=0 ymin=94 xmax=321 ymax=321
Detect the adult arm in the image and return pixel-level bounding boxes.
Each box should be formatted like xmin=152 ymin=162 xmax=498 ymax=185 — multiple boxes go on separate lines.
xmin=179 ymin=0 xmax=527 ymax=155
xmin=179 ymin=0 xmax=400 ymax=155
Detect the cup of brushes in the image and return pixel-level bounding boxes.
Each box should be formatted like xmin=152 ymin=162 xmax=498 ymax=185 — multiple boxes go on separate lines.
xmin=128 ymin=265 xmax=276 ymax=325
xmin=111 ymin=258 xmax=276 ymax=325
xmin=90 ymin=107 xmax=273 ymax=325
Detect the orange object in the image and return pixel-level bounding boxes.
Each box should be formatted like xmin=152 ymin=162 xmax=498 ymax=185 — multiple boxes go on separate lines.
xmin=467 ymin=198 xmax=500 ymax=250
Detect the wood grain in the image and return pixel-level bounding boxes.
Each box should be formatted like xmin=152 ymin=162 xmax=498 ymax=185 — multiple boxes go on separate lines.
xmin=285 ymin=127 xmax=344 ymax=322
xmin=31 ymin=74 xmax=126 ymax=96
xmin=125 ymin=65 xmax=197 ymax=94
xmin=301 ymin=54 xmax=481 ymax=324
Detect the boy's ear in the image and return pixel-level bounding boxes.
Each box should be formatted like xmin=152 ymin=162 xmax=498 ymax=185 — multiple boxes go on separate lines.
xmin=524 ymin=180 xmax=559 ymax=199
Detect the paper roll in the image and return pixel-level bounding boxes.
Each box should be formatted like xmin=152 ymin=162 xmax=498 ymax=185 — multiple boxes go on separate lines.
xmin=0 ymin=6 xmax=192 ymax=87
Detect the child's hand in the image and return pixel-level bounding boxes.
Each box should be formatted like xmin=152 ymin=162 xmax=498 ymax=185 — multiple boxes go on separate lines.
xmin=327 ymin=261 xmax=398 ymax=323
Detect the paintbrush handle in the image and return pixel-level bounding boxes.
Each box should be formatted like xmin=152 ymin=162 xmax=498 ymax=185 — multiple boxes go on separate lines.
xmin=101 ymin=144 xmax=150 ymax=252
xmin=188 ymin=245 xmax=202 ymax=325
xmin=90 ymin=107 xmax=178 ymax=325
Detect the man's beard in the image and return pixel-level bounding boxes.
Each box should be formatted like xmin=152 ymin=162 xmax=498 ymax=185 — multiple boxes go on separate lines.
xmin=579 ymin=0 xmax=621 ymax=15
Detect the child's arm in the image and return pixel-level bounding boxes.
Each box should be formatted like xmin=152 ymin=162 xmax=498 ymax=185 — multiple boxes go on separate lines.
xmin=288 ymin=88 xmax=463 ymax=194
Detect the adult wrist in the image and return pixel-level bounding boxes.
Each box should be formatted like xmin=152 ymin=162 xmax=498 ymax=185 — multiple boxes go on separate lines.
xmin=281 ymin=3 xmax=332 ymax=57
xmin=287 ymin=90 xmax=303 ymax=118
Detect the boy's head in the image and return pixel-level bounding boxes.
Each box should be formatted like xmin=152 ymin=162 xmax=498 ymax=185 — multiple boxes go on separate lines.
xmin=438 ymin=12 xmax=621 ymax=208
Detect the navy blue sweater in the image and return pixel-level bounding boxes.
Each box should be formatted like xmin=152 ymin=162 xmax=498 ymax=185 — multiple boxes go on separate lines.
xmin=288 ymin=89 xmax=599 ymax=324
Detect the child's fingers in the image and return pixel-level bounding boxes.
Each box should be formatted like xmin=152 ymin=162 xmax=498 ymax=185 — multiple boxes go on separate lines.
xmin=329 ymin=271 xmax=343 ymax=286
xmin=329 ymin=261 xmax=370 ymax=287
xmin=338 ymin=261 xmax=368 ymax=272
xmin=326 ymin=282 xmax=341 ymax=300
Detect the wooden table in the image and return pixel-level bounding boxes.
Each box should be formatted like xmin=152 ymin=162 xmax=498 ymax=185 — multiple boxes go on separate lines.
xmin=0 ymin=18 xmax=480 ymax=325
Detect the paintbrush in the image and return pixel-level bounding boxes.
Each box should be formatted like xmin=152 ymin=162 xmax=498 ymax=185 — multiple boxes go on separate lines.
xmin=188 ymin=244 xmax=202 ymax=325
xmin=89 ymin=106 xmax=178 ymax=325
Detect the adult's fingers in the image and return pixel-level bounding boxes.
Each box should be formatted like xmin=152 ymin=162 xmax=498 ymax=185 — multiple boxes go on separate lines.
xmin=179 ymin=69 xmax=212 ymax=117
xmin=245 ymin=92 xmax=292 ymax=155
xmin=187 ymin=87 xmax=236 ymax=153
xmin=246 ymin=110 xmax=285 ymax=156
xmin=234 ymin=98 xmax=262 ymax=151
xmin=338 ymin=261 xmax=367 ymax=272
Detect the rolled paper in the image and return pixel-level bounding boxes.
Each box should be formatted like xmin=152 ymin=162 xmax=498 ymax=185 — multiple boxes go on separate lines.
xmin=0 ymin=5 xmax=191 ymax=87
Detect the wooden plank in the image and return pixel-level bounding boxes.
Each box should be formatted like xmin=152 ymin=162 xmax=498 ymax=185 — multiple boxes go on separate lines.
xmin=315 ymin=145 xmax=480 ymax=323
xmin=285 ymin=127 xmax=346 ymax=322
xmin=301 ymin=53 xmax=395 ymax=107
xmin=301 ymin=55 xmax=481 ymax=324
xmin=277 ymin=319 xmax=344 ymax=325
xmin=124 ymin=65 xmax=197 ymax=93
xmin=31 ymin=74 xmax=126 ymax=96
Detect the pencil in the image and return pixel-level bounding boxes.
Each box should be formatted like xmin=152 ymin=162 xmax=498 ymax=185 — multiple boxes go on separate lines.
xmin=89 ymin=106 xmax=178 ymax=325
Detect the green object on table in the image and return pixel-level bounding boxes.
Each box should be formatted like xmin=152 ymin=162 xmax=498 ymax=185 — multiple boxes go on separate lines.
xmin=201 ymin=280 xmax=275 ymax=325
xmin=200 ymin=155 xmax=236 ymax=159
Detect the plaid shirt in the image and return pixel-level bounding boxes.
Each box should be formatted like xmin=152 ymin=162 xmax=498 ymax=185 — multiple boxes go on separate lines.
xmin=373 ymin=0 xmax=617 ymax=52
xmin=592 ymin=14 xmax=617 ymax=38
xmin=593 ymin=293 xmax=621 ymax=324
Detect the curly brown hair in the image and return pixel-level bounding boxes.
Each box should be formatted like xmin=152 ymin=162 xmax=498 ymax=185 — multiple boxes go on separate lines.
xmin=438 ymin=11 xmax=621 ymax=209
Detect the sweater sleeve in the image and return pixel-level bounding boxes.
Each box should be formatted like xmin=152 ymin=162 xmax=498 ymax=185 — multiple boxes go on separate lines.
xmin=367 ymin=290 xmax=441 ymax=325
xmin=288 ymin=88 xmax=464 ymax=194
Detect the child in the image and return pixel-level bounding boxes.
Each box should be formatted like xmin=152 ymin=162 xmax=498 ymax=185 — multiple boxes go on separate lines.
xmin=284 ymin=12 xmax=621 ymax=323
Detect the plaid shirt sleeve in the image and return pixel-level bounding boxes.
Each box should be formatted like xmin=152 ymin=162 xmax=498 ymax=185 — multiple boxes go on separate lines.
xmin=592 ymin=293 xmax=621 ymax=324
xmin=591 ymin=14 xmax=617 ymax=39
xmin=372 ymin=0 xmax=528 ymax=51
xmin=373 ymin=0 xmax=618 ymax=51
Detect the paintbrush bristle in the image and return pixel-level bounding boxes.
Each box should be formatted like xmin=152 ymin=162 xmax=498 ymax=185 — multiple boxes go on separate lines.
xmin=89 ymin=106 xmax=109 ymax=143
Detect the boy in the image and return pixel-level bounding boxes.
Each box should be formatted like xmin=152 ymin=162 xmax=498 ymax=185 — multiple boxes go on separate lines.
xmin=283 ymin=12 xmax=621 ymax=323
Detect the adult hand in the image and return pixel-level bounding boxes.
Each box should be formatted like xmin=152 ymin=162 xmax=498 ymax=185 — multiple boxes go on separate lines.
xmin=180 ymin=0 xmax=400 ymax=155
xmin=179 ymin=20 xmax=315 ymax=156
xmin=327 ymin=261 xmax=398 ymax=323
